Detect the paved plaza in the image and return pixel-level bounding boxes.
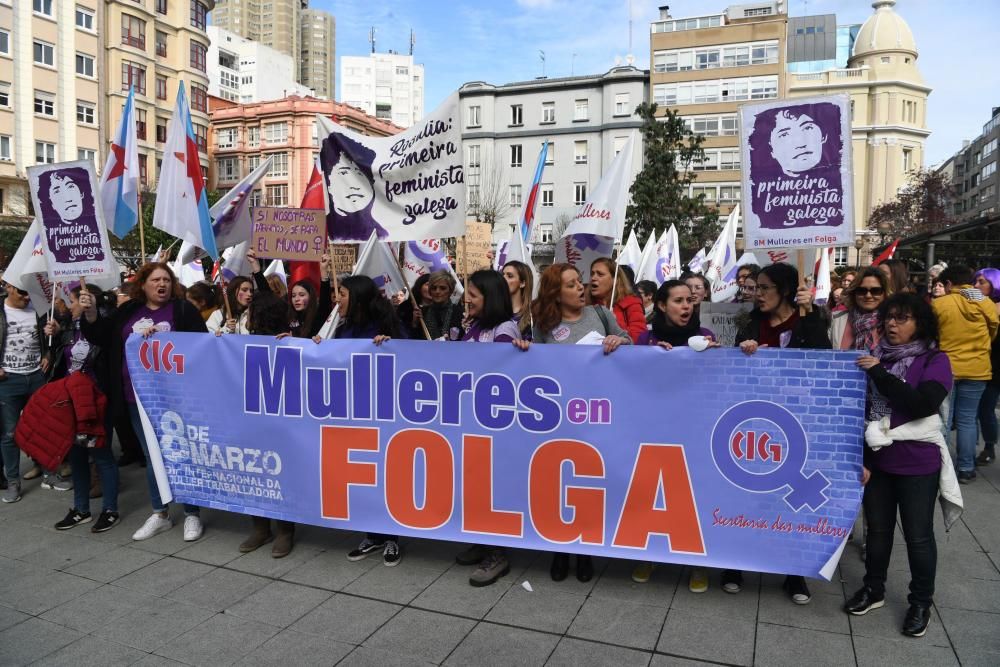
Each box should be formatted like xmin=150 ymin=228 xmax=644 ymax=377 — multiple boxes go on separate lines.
xmin=0 ymin=457 xmax=998 ymax=667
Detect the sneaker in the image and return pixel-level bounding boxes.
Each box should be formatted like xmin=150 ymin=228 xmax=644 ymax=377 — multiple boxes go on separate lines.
xmin=132 ymin=513 xmax=173 ymax=541
xmin=1 ymin=482 xmax=21 ymax=503
xmin=22 ymin=464 xmax=42 ymax=480
xmin=57 ymin=462 xmax=72 ymax=478
xmin=347 ymin=537 xmax=384 ymax=561
xmin=91 ymin=510 xmax=120 ymax=533
xmin=958 ymin=470 xmax=977 ymax=485
xmin=631 ymin=561 xmax=655 ymax=583
xmin=844 ymin=586 xmax=885 ymax=615
xmin=383 ymin=540 xmax=401 ymax=567
xmin=183 ymin=515 xmax=204 ymax=542
xmin=40 ymin=474 xmax=73 ymax=491
xmin=721 ymin=569 xmax=743 ymax=594
xmin=55 ymin=508 xmax=92 ymax=530
xmin=689 ymin=568 xmax=709 ymax=593
xmin=902 ymin=603 xmax=931 ymax=637
xmin=976 ymin=448 xmax=995 ymax=466
xmin=784 ymin=575 xmax=812 ymax=605
xmin=455 ymin=544 xmax=487 ymax=566
xmin=469 ymin=551 xmax=509 ymax=587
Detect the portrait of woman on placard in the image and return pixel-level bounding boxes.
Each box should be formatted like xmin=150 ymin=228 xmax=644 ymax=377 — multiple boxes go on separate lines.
xmin=320 ymin=132 xmax=387 ymax=241
xmin=747 ymin=102 xmax=845 ymax=231
xmin=35 ymin=166 xmax=106 ymax=264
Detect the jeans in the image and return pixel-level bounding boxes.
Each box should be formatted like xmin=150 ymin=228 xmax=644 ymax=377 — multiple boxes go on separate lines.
xmin=0 ymin=370 xmax=46 ymax=482
xmin=69 ymin=442 xmax=119 ymax=513
xmin=127 ymin=402 xmax=199 ymax=516
xmin=978 ymin=383 xmax=1000 ymax=449
xmin=863 ymin=468 xmax=939 ymax=606
xmin=945 ymin=380 xmax=987 ymax=472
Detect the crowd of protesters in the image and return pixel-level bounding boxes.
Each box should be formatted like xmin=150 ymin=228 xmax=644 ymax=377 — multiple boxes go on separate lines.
xmin=1 ymin=246 xmax=997 ymax=641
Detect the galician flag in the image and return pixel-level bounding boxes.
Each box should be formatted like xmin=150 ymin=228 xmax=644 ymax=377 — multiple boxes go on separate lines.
xmin=209 ymin=156 xmax=273 ymax=250
xmin=153 ymin=83 xmax=217 ymax=259
xmin=706 ymin=204 xmax=740 ymax=303
xmin=99 ymin=87 xmax=140 ymax=239
xmin=519 ymin=141 xmax=548 ymax=243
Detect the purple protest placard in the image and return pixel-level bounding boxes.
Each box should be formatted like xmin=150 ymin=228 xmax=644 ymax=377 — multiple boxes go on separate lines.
xmin=740 ymin=94 xmax=854 ymax=250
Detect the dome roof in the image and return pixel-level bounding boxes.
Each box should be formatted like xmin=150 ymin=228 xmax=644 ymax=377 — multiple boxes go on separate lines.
xmin=852 ymin=1 xmax=918 ymax=59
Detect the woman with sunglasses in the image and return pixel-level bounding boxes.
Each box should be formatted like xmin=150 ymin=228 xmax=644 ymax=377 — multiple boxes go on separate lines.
xmin=831 ymin=267 xmax=891 ymax=352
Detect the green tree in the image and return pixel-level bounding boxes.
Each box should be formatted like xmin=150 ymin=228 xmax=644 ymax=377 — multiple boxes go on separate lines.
xmin=625 ymin=102 xmax=720 ymax=256
xmin=109 ymin=188 xmax=225 ymax=267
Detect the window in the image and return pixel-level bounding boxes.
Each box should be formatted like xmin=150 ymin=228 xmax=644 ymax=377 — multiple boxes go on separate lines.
xmin=683 ymin=114 xmax=738 ymax=137
xmin=217 ymin=127 xmax=238 ymax=149
xmin=263 ymin=122 xmax=288 ymax=144
xmin=155 ymin=75 xmax=167 ymax=100
xmin=574 ymin=99 xmax=588 ymax=121
xmin=545 ymin=142 xmax=554 ymax=165
xmin=719 ymin=185 xmax=740 ymax=201
xmin=984 ymin=162 xmax=998 ymax=180
xmin=396 ymin=66 xmax=409 ymax=75
xmin=35 ymin=141 xmax=56 ymax=164
xmin=34 ymin=91 xmax=55 ymax=116
xmin=719 ymin=149 xmax=740 ymax=170
xmin=138 ymin=155 xmax=148 ymax=185
xmin=33 ymin=40 xmax=55 ymax=67
xmin=655 ymin=76 xmax=777 ymax=106
xmin=266 ymin=184 xmax=288 ymax=206
xmin=156 ymin=121 xmax=167 ymax=143
xmin=190 ymin=41 xmax=207 ymax=72
xmin=247 ymin=155 xmax=261 ymax=171
xmin=613 ymin=136 xmax=628 ymax=156
xmin=121 ymin=14 xmax=146 ymax=50
xmin=615 ymin=93 xmax=631 ymax=116
xmin=833 ymin=247 xmax=848 ymax=267
xmin=0 ymin=135 xmax=11 ymax=161
xmin=692 ymin=151 xmax=717 ymax=171
xmin=78 ymin=148 xmax=96 ymax=163
xmin=33 ymin=0 xmax=53 ymax=17
xmin=247 ymin=126 xmax=260 ymax=147
xmin=902 ymin=148 xmax=913 ymax=173
xmin=0 ymin=29 xmax=7 ymax=56
xmin=268 ymin=152 xmax=289 ymax=177
xmin=509 ymin=185 xmax=522 ymax=207
xmin=217 ymin=157 xmax=239 ymax=181
xmin=76 ymin=101 xmax=95 ymax=124
xmin=190 ymin=0 xmax=207 ymax=30
xmin=510 ymin=104 xmax=523 ymax=126
xmin=651 ymin=14 xmax=722 ymax=33
xmin=75 ymin=6 xmax=95 ymax=30
xmin=122 ymin=62 xmax=146 ymax=95
xmin=574 ymin=141 xmax=588 ymax=164
xmin=191 ymin=83 xmax=207 ymax=112
xmin=76 ymin=53 xmax=95 ymax=77
xmin=984 ymin=138 xmax=999 ymax=159
xmin=193 ymin=124 xmax=207 ymax=152
xmin=540 ymin=225 xmax=553 ymax=243
xmin=0 ymin=82 xmax=8 ymax=108
xmin=157 ymin=0 xmax=168 ymax=15
xmin=467 ymin=144 xmax=481 ymax=168
xmin=510 ymin=144 xmax=522 ymax=168
xmin=880 ymin=56 xmax=890 ymax=64
xmin=156 ymin=31 xmax=168 ymax=58
xmin=135 ymin=109 xmax=147 ymax=140
xmin=541 ymin=185 xmax=553 ymax=207
xmin=467 ymin=105 xmax=481 ymax=128
xmin=574 ymin=183 xmax=587 ymax=206
xmin=250 ymin=189 xmax=263 ymax=207
xmin=541 ymin=102 xmax=555 ymax=124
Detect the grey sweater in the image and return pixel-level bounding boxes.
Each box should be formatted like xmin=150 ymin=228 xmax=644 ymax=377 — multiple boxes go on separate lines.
xmin=532 ymin=306 xmax=632 ymax=345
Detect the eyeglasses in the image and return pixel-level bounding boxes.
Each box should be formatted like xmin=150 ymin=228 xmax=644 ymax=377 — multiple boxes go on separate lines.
xmin=854 ymin=287 xmax=885 ymax=297
xmin=885 ymin=314 xmax=913 ymax=324
xmin=753 ymin=284 xmax=776 ymax=293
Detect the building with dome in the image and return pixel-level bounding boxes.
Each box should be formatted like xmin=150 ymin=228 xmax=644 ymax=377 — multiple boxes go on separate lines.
xmin=787 ymin=0 xmax=931 ymax=262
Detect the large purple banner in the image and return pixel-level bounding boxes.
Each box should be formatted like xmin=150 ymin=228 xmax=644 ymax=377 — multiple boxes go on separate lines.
xmin=128 ymin=335 xmax=865 ymax=580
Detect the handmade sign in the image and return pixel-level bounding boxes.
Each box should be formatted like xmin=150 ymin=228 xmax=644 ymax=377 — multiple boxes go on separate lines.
xmin=251 ymin=208 xmax=325 ymax=262
xmin=456 ymin=221 xmax=493 ymax=272
xmin=740 ymin=94 xmax=854 ymax=250
xmin=129 ymin=336 xmax=866 ymax=580
xmin=330 ymin=244 xmax=358 ymax=275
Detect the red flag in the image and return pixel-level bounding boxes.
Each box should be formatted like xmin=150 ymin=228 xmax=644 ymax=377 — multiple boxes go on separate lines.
xmin=288 ymin=160 xmax=326 ymax=293
xmin=872 ymin=239 xmax=899 ymax=267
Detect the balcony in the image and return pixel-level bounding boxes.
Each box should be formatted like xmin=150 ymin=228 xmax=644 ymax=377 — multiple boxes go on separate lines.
xmin=789 ymin=67 xmax=870 ymax=88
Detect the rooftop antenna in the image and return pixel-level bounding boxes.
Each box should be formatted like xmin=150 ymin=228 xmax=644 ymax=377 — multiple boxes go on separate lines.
xmin=539 ymin=50 xmax=546 ymax=77
xmin=369 ymin=26 xmax=376 ymax=54
xmin=409 ymin=29 xmax=415 ymax=56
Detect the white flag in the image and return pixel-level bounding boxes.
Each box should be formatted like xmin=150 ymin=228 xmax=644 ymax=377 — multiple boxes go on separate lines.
xmin=172 ymin=258 xmax=206 ymax=287
xmin=635 ymin=234 xmax=657 ymax=283
xmin=401 ymin=239 xmax=463 ymax=302
xmin=4 ymin=220 xmax=59 ymax=316
xmin=706 ymin=204 xmax=740 ymax=303
xmin=737 ymin=252 xmax=763 ymax=267
xmin=263 ymin=259 xmax=287 ymax=287
xmin=688 ymin=248 xmax=707 ymax=274
xmin=209 ymin=156 xmax=273 ymax=251
xmin=505 ymin=235 xmax=539 ymax=299
xmin=218 ymin=241 xmax=251 ymax=281
xmin=655 ymin=225 xmax=682 ymax=282
xmin=814 ymin=248 xmax=832 ymax=305
xmin=619 ymin=230 xmax=642 ymax=273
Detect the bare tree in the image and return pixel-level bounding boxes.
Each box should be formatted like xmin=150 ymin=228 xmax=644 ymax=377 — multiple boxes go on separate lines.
xmin=551 ymin=213 xmax=573 ymax=241
xmin=469 ymin=147 xmax=510 ymax=233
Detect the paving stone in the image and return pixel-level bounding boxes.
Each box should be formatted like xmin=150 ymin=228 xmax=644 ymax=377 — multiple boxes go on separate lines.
xmin=130 ymin=656 xmax=191 ymax=667
xmin=395 ymin=538 xmax=469 ymax=573
xmin=224 ymin=580 xmax=332 ymax=627
xmin=342 ymin=561 xmax=444 ymax=605
xmin=339 ymin=646 xmax=436 ymax=666
xmin=546 ymin=636 xmax=653 ymax=667
xmin=39 ymin=583 xmax=162 ymax=633
xmin=364 ymin=608 xmax=476 ymax=663
xmin=848 ymin=597 xmax=951 ymax=648
xmin=512 ymin=556 xmax=606 ymax=596
xmin=165 ymin=566 xmax=270 ymax=612
xmin=0 ymin=568 xmax=101 ymax=616
xmin=31 ymin=634 xmax=147 ymax=667
xmin=410 ymin=563 xmax=515 ymax=619
xmin=226 ymin=541 xmax=323 ymax=579
xmin=171 ymin=531 xmax=245 ymax=566
xmin=0 ymin=617 xmax=82 ymax=667
xmin=485 ymin=584 xmax=585 ymax=633
xmin=757 ymin=589 xmax=850 ymax=634
xmin=290 ymin=593 xmax=402 ymax=644
xmin=753 ymin=623 xmax=855 ymax=667
xmin=444 ymin=621 xmax=558 ymax=665
xmin=936 ymin=606 xmax=1000 ymax=665
xmin=649 ymin=655 xmax=719 ymax=666
xmin=0 ymin=604 xmax=29 ymax=632
xmin=239 ymin=628 xmax=355 ymax=666
xmin=280 ymin=549 xmax=380 ymax=592
xmin=91 ymin=595 xmax=216 ymax=652
xmin=587 ymin=559 xmax=679 ymax=607
xmin=19 ymin=533 xmax=117 ymax=571
xmin=933 ymin=572 xmax=1000 ymax=613
xmin=657 ymin=609 xmax=755 ymax=666
xmin=154 ymin=612 xmax=280 ymax=666
xmin=853 ymin=635 xmax=959 ymax=667
xmin=0 ymin=522 xmax=65 ymax=558
xmin=125 ymin=521 xmax=192 ymax=556
xmin=64 ymin=545 xmax=164 ymax=583
xmin=665 ymin=571 xmax=761 ymax=620
xmin=113 ymin=556 xmax=215 ymax=597
xmin=567 ymin=596 xmax=667 ymax=651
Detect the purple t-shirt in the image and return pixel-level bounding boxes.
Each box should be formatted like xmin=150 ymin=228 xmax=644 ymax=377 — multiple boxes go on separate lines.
xmin=121 ymin=302 xmax=174 ymax=402
xmin=868 ymin=350 xmax=953 ymax=476
xmin=460 ymin=319 xmax=521 ymax=343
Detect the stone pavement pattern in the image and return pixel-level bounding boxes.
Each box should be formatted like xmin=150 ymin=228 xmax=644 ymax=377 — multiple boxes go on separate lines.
xmin=1 ymin=459 xmax=999 ymax=667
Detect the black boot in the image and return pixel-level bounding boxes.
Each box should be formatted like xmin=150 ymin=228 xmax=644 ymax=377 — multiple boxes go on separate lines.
xmin=575 ymin=555 xmax=594 ymax=582
xmin=902 ymin=604 xmax=931 ymax=637
xmin=550 ymin=553 xmax=569 ymax=582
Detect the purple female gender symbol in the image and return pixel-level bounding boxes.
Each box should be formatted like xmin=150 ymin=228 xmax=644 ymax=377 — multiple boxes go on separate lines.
xmin=407 ymin=241 xmax=450 ymax=272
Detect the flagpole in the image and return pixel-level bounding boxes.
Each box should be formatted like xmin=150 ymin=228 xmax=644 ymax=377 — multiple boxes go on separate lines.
xmin=394 ymin=247 xmax=432 ymax=341
xmin=47 ymin=282 xmax=58 ymax=346
xmin=138 ymin=190 xmax=146 ymax=263
xmin=460 ymin=233 xmax=468 ymax=318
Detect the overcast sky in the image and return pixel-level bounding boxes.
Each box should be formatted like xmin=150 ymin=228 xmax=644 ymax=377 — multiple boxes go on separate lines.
xmin=316 ymin=0 xmax=999 ymax=165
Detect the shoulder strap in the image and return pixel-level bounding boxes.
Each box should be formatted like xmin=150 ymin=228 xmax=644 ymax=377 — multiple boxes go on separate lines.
xmin=593 ymin=306 xmax=611 ymax=335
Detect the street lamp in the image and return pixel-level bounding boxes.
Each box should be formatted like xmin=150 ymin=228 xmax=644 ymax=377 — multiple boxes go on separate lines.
xmin=854 ymin=236 xmax=865 ymax=268
xmin=877 ymin=221 xmax=893 ymax=243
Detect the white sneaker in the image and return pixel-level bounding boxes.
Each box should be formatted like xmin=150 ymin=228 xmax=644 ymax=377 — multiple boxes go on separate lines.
xmin=132 ymin=513 xmax=173 ymax=541
xmin=183 ymin=515 xmax=204 ymax=542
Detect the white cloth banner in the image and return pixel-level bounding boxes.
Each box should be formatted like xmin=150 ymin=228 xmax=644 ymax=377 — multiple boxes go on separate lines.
xmin=636 ymin=235 xmax=657 ymax=282
xmin=619 ymin=230 xmax=642 ymax=273
xmin=318 ymin=94 xmax=466 ymax=242
xmin=654 ymin=225 xmax=682 ymax=282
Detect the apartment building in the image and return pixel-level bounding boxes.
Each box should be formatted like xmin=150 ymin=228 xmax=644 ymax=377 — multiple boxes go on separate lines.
xmin=207 ymin=25 xmax=311 ymax=103
xmin=211 ymin=0 xmax=300 ymax=61
xmin=341 ymin=51 xmax=424 ymax=128
xmin=939 ymin=107 xmax=1000 ymax=224
xmin=300 ymin=9 xmax=335 ymax=99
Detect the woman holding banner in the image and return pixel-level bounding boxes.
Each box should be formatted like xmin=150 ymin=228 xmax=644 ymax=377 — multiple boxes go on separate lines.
xmin=530 ymin=263 xmax=631 ymax=582
xmin=206 ymin=277 xmax=252 ymax=336
xmin=733 ymin=262 xmax=830 ymax=604
xmin=80 ymin=263 xmax=209 ymax=542
xmin=502 ymin=261 xmax=534 ymax=339
xmin=844 ymin=292 xmax=956 ymax=638
xmin=587 ymin=258 xmax=645 ymax=344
